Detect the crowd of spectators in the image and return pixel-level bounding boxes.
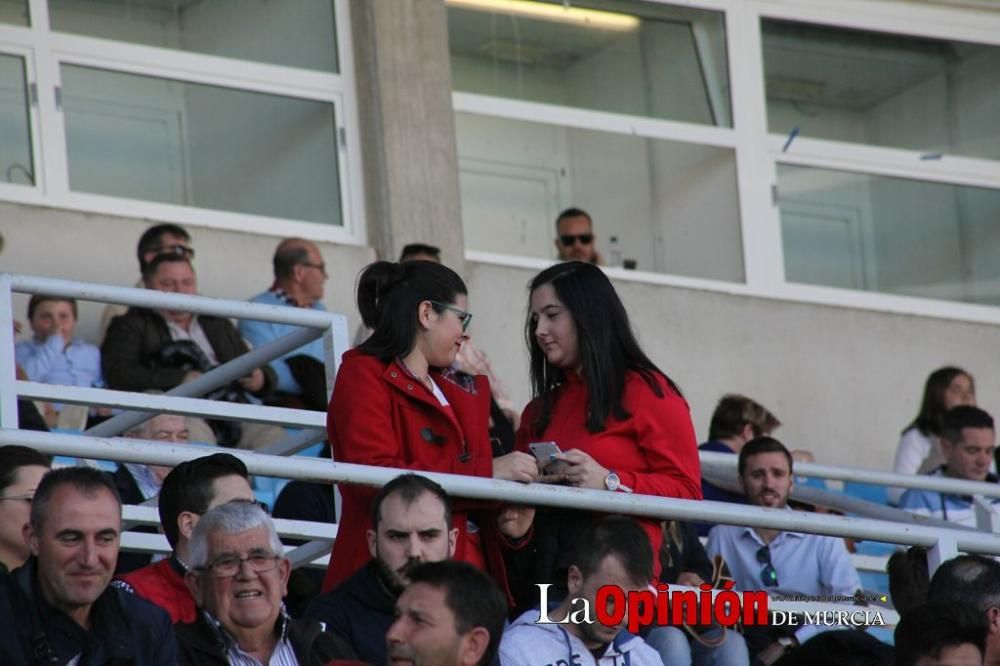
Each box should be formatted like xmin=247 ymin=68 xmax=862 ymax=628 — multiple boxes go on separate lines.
xmin=3 ymin=216 xmax=997 ymax=665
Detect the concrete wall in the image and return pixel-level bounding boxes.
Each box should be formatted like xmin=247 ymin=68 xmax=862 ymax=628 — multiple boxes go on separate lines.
xmin=0 ymin=202 xmax=374 ymax=345
xmin=464 ymin=260 xmax=1000 ymax=471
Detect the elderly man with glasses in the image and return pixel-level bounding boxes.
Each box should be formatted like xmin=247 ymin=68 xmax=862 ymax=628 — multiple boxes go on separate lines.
xmin=706 ymin=437 xmax=861 ymax=665
xmin=177 ymin=500 xmax=351 ymax=665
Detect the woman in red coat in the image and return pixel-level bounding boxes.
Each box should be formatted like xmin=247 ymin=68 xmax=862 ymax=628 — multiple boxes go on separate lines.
xmin=323 ymin=260 xmax=537 ymax=592
xmin=517 ymin=261 xmax=702 ymax=579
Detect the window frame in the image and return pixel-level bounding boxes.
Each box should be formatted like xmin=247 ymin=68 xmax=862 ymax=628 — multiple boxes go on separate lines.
xmin=450 ymin=0 xmax=1000 ymax=325
xmin=0 ymin=0 xmax=366 ymax=246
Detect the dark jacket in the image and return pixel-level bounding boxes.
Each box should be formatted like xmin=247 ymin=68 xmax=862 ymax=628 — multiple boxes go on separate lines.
xmin=0 ymin=558 xmax=176 ymax=666
xmin=109 ymin=466 xmax=156 ymax=575
xmin=304 ymin=561 xmax=395 ymax=665
xmin=101 ymin=306 xmax=276 ymax=395
xmin=176 ymin=608 xmax=351 ymax=666
xmin=659 ymin=520 xmax=713 ymax=585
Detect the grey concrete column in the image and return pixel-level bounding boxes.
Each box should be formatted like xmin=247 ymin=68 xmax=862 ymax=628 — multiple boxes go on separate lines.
xmin=350 ymin=0 xmax=466 ymax=272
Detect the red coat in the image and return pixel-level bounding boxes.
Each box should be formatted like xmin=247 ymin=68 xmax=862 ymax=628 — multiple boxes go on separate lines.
xmin=323 ymin=350 xmax=504 ymax=592
xmin=516 ymin=371 xmax=702 ymax=578
xmin=115 ymin=556 xmax=195 ymax=624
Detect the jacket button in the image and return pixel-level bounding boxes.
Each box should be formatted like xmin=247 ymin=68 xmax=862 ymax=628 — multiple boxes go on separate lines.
xmin=407 ymin=383 xmax=414 ymax=390
xmin=390 ymin=371 xmax=398 ymax=378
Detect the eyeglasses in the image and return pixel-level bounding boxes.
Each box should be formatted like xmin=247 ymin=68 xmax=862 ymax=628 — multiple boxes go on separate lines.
xmin=0 ymin=494 xmax=32 ymax=504
xmin=756 ymin=545 xmax=779 ymax=587
xmin=300 ymin=261 xmax=327 ymax=277
xmin=151 ymin=244 xmax=195 ymax=259
xmin=430 ymin=301 xmax=473 ymax=333
xmin=559 ymin=233 xmax=594 ymax=246
xmin=196 ymin=552 xmax=282 ymax=579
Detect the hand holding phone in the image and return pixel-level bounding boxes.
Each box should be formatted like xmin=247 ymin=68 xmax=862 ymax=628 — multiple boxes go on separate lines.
xmin=528 ymin=441 xmax=571 ymax=478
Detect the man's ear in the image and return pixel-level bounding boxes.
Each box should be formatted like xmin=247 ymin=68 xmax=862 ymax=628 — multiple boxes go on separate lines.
xmin=184 ymin=571 xmax=204 ymax=606
xmin=23 ymin=523 xmax=38 ymax=556
xmin=987 ymin=606 xmax=1000 ymax=634
xmin=448 ymin=527 xmax=459 ymax=558
xmin=277 ymin=558 xmax=291 ymax=598
xmin=566 ymin=565 xmax=583 ymax=596
xmin=367 ymin=529 xmax=378 ymax=560
xmin=177 ymin=511 xmax=199 ymax=543
xmin=740 ymin=423 xmax=755 ymax=444
xmin=458 ymin=627 xmax=490 ymax=666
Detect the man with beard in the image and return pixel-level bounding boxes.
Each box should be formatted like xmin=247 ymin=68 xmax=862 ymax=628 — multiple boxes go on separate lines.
xmin=707 ymin=437 xmax=861 ymax=664
xmin=305 ymin=473 xmax=457 ymax=664
xmin=500 ymin=516 xmax=662 ymax=666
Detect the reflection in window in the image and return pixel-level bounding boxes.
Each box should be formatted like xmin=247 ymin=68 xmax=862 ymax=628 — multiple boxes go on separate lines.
xmin=456 ymin=112 xmax=743 ymax=282
xmin=778 ymin=165 xmax=1000 ymax=305
xmin=0 ymin=0 xmax=28 ymax=25
xmin=447 ymin=0 xmax=731 ymax=127
xmin=0 ymin=54 xmax=34 ymax=186
xmin=49 ymin=0 xmax=338 ymax=72
xmin=61 ymin=65 xmax=343 ymax=226
xmin=763 ymin=19 xmax=1000 ymax=160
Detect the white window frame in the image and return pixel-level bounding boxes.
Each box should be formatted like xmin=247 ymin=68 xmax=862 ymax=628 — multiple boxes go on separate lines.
xmin=453 ymin=0 xmax=1000 ymax=326
xmin=0 ymin=0 xmax=366 ymax=246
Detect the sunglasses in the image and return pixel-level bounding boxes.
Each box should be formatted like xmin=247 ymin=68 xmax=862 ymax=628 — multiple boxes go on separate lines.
xmin=559 ymin=233 xmax=594 ymax=246
xmin=430 ymin=301 xmax=473 ymax=333
xmin=152 ymin=244 xmax=195 ymax=259
xmin=756 ymin=545 xmax=779 ymax=587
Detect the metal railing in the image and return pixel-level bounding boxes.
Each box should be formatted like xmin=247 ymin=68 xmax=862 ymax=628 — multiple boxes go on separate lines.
xmin=3 ymin=273 xmax=998 ymax=625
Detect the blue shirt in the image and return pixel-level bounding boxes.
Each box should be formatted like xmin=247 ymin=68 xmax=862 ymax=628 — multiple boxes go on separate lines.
xmin=15 ymin=336 xmax=103 ymax=388
xmin=238 ymin=290 xmax=327 ymax=395
xmin=706 ymin=512 xmax=861 ymax=644
xmin=899 ymin=468 xmax=1000 ymax=528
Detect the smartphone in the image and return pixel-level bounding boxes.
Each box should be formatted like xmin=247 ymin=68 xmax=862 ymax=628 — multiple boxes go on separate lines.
xmin=528 ymin=441 xmax=570 ymax=476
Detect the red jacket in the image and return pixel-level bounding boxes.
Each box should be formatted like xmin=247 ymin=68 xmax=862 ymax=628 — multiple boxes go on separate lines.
xmin=323 ymin=350 xmax=504 ymax=592
xmin=516 ymin=371 xmax=702 ymax=578
xmin=115 ymin=556 xmax=195 ymax=624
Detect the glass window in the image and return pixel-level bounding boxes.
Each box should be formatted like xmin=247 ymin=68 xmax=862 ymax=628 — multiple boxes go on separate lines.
xmin=0 ymin=53 xmax=34 ymax=186
xmin=763 ymin=19 xmax=1000 ymax=160
xmin=456 ymin=112 xmax=743 ymax=282
xmin=778 ymin=164 xmax=1000 ymax=305
xmin=447 ymin=0 xmax=731 ymax=127
xmin=49 ymin=0 xmax=338 ymax=72
xmin=61 ymin=65 xmax=342 ymax=226
xmin=0 ymin=0 xmax=28 ymax=25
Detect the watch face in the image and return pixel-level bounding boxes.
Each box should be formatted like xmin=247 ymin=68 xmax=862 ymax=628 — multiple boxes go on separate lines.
xmin=606 ymin=472 xmax=620 ymax=491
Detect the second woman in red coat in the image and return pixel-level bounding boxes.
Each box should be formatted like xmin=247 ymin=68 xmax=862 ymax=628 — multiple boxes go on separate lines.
xmin=517 ymin=261 xmax=702 ymax=579
xmin=323 ymin=260 xmax=537 ymax=591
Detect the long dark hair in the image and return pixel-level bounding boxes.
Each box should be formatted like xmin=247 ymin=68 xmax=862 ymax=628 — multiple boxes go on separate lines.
xmin=356 ymin=260 xmax=467 ymax=363
xmin=525 ymin=262 xmax=680 ymax=435
xmin=906 ymin=366 xmax=974 ymax=437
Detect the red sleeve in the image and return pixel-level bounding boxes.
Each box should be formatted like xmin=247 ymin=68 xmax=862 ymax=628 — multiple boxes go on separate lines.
xmin=328 ymin=354 xmax=487 ymax=476
xmin=616 ymin=375 xmax=703 ymax=500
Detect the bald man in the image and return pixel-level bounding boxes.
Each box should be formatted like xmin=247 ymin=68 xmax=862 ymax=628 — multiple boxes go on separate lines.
xmin=239 ymin=238 xmax=330 ymax=408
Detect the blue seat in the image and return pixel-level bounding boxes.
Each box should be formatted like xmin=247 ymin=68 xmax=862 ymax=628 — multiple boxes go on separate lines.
xmin=844 ymin=481 xmax=889 ymax=506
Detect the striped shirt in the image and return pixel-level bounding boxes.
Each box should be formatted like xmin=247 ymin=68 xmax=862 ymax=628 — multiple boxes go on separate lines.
xmin=203 ymin=606 xmax=300 ymax=665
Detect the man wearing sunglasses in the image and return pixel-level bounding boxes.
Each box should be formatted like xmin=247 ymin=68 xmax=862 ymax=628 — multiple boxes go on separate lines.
xmin=177 ymin=500 xmax=352 ymax=665
xmin=555 ymin=207 xmax=603 ymax=264
xmin=706 ymin=437 xmax=860 ymax=664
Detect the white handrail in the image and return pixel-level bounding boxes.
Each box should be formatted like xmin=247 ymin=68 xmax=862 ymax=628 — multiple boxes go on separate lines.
xmin=5 ymin=430 xmax=1000 ymax=559
xmin=702 ymin=450 xmax=1000 ymax=499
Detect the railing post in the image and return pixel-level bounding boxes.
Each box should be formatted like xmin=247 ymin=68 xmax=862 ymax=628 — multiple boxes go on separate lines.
xmin=928 ymin=536 xmax=959 ymax=575
xmin=974 ymin=496 xmax=1000 ymax=532
xmin=0 ymin=274 xmax=19 ymax=429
